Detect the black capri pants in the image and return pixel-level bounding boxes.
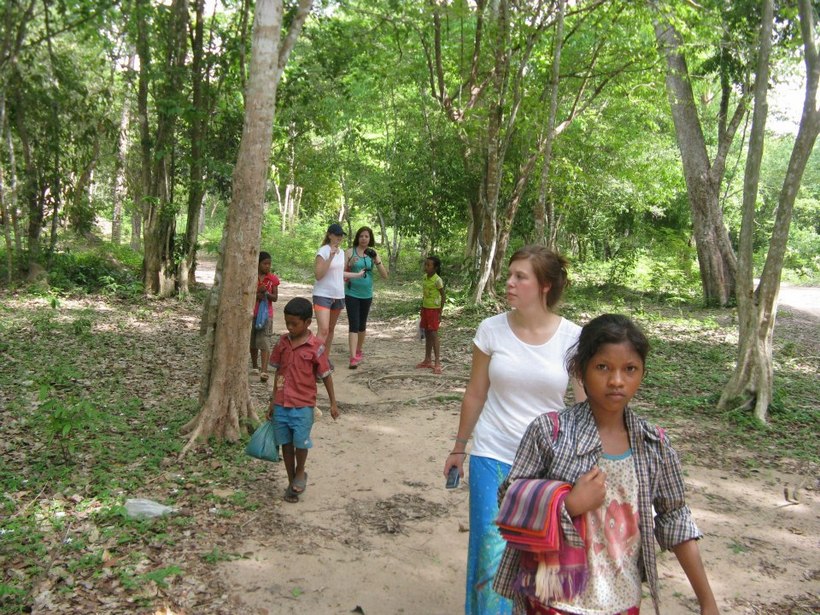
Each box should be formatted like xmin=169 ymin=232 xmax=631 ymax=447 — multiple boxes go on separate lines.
xmin=345 ymin=295 xmax=373 ymax=333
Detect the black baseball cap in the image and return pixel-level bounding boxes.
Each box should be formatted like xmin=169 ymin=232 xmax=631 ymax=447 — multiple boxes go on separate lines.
xmin=327 ymin=223 xmax=346 ymax=236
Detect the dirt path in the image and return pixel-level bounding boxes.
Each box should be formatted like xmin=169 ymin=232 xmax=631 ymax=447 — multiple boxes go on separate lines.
xmin=196 ymin=260 xmax=818 ymax=614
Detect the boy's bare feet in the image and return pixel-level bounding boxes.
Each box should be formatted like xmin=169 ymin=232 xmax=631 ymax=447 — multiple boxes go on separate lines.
xmin=433 ymin=363 xmax=442 ymax=374
xmin=416 ymin=361 xmax=433 ymax=369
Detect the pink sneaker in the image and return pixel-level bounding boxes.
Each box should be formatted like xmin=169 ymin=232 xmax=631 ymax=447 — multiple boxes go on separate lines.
xmin=349 ymin=355 xmax=362 ymax=369
xmin=355 ymin=350 xmax=363 ymax=360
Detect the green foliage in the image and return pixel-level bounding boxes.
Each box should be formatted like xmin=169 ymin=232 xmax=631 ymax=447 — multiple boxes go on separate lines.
xmin=38 ymin=386 xmax=101 ymax=463
xmin=47 ymin=246 xmax=142 ymax=295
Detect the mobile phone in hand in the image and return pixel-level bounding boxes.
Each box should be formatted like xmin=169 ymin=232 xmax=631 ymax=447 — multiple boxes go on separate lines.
xmin=445 ymin=466 xmax=460 ymax=489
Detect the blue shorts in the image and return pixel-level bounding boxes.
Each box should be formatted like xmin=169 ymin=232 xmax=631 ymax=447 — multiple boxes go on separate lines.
xmin=272 ymin=405 xmax=314 ymax=449
xmin=313 ymin=295 xmax=344 ymax=311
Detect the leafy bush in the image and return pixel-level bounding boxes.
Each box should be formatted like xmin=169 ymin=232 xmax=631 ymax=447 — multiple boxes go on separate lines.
xmin=48 ymin=246 xmax=142 ymax=295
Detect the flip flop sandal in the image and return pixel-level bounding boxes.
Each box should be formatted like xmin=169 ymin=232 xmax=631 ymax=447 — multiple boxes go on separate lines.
xmin=283 ymin=485 xmax=299 ymax=503
xmin=291 ymin=473 xmax=308 ymax=494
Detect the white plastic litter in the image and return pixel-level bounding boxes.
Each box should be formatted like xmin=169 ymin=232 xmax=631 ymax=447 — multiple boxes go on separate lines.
xmin=124 ymin=498 xmax=177 ymax=519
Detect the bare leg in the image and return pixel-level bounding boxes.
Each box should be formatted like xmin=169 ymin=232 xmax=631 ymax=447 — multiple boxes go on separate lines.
xmin=348 ymin=332 xmax=358 ymax=360
xmin=293 ymin=449 xmax=309 ymax=492
xmin=282 ymin=443 xmax=296 ymax=485
xmin=325 ymin=309 xmax=341 ymax=356
xmin=315 ymin=309 xmax=330 ymax=342
xmin=260 ymin=349 xmax=270 ymax=378
xmin=424 ymin=332 xmax=433 ymax=363
xmin=431 ymin=330 xmax=441 ymax=363
xmin=357 ymin=331 xmax=366 ymax=355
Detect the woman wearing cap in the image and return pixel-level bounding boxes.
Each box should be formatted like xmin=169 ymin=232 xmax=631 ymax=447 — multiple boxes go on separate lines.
xmin=313 ymin=223 xmax=365 ymax=362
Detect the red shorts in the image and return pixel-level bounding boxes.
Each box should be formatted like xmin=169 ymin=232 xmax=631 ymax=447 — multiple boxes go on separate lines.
xmin=420 ymin=307 xmax=441 ymax=331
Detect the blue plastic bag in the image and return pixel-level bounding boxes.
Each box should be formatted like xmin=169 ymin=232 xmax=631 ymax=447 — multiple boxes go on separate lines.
xmin=254 ymin=301 xmax=269 ymax=330
xmin=246 ymin=420 xmax=279 ymax=462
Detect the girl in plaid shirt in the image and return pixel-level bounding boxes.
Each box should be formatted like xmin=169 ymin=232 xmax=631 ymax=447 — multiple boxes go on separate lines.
xmin=494 ymin=314 xmax=719 ymax=615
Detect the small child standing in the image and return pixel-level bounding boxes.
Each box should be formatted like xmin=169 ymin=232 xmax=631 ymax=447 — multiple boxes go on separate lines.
xmin=251 ymin=251 xmax=280 ymax=383
xmin=416 ymin=255 xmax=445 ymax=374
xmin=267 ymin=297 xmax=339 ymax=503
xmin=494 ymin=314 xmax=719 ymax=615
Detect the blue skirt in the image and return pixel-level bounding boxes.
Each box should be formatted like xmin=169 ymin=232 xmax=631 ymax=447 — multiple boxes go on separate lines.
xmin=466 ymin=455 xmax=513 ymax=615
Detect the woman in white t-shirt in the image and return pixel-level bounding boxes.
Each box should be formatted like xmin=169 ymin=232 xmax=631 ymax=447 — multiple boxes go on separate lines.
xmin=443 ymin=245 xmax=586 ymax=615
xmin=313 ymin=223 xmax=364 ymax=361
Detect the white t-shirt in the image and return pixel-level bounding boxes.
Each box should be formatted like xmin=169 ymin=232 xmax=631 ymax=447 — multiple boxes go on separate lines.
xmin=471 ymin=312 xmax=581 ymax=465
xmin=312 ymin=244 xmax=345 ymax=299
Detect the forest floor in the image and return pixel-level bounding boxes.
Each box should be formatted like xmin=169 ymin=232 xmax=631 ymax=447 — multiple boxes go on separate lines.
xmin=2 ymin=261 xmax=817 ymax=615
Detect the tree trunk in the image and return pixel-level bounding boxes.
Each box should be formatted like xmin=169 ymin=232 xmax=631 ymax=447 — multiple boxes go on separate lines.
xmin=719 ymin=0 xmax=819 ymax=422
xmin=182 ymin=0 xmax=313 ymax=453
xmin=130 ymin=209 xmax=142 ymax=251
xmin=178 ymin=0 xmax=207 ymax=295
xmin=0 ymin=94 xmax=13 ymax=284
xmin=652 ymin=12 xmax=739 ymax=306
xmin=111 ymin=56 xmax=133 ymax=246
xmin=534 ymin=0 xmax=564 ymax=244
xmin=13 ymin=90 xmax=44 ymax=266
xmin=4 ymin=121 xmax=23 ymax=257
xmin=135 ymin=0 xmax=152 ymax=259
xmin=142 ymin=0 xmax=189 ymax=297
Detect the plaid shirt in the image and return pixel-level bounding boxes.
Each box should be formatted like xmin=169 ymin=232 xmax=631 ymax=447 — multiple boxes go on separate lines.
xmin=493 ymin=402 xmax=701 ymax=615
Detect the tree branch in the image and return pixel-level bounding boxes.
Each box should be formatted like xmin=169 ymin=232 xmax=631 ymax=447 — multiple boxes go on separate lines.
xmin=276 ymin=0 xmax=313 ymax=82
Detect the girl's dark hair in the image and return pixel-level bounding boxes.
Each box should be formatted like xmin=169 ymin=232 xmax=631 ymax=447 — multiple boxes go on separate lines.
xmin=259 ymin=251 xmax=271 ymax=263
xmin=284 ymin=297 xmax=313 ymax=321
xmin=426 ymin=255 xmax=442 ymax=275
xmin=566 ymin=314 xmax=650 ymax=379
xmin=352 ymin=226 xmax=375 ymax=248
xmin=508 ymin=245 xmax=569 ymax=308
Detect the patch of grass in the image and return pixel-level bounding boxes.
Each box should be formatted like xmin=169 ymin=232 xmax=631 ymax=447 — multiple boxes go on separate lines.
xmin=727 ymin=539 xmax=750 ymax=554
xmin=201 ymin=547 xmax=238 ymax=565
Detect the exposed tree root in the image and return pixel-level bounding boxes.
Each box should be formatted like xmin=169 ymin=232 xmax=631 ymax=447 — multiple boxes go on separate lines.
xmin=179 ymin=392 xmax=260 ymax=458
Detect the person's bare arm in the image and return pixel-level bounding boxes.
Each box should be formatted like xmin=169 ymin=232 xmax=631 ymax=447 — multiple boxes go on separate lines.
xmin=323 ymin=375 xmax=339 ymax=420
xmin=673 ymin=539 xmax=719 ymax=614
xmin=444 ymin=346 xmax=490 ymax=478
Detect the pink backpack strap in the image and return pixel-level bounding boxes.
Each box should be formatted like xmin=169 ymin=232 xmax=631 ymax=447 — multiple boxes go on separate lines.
xmin=546 ymin=411 xmax=560 ymax=443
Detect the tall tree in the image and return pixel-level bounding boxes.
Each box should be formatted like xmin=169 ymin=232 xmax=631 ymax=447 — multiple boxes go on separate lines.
xmin=182 ymin=0 xmax=313 ymax=451
xmin=177 ymin=0 xmax=207 ymax=295
xmin=140 ymin=0 xmax=190 ymax=296
xmin=719 ymin=0 xmax=819 ymax=421
xmin=423 ymin=0 xmax=644 ymax=302
xmin=650 ymin=0 xmax=763 ymax=306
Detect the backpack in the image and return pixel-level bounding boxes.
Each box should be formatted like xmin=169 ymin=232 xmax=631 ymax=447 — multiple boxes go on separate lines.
xmin=253 ymin=301 xmax=269 ymax=330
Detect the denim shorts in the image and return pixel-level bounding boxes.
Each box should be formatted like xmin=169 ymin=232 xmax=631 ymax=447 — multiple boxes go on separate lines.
xmin=313 ymin=295 xmax=345 ymax=311
xmin=272 ymin=405 xmax=314 ymax=449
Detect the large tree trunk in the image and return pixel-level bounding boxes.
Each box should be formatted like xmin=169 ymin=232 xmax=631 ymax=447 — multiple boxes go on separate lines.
xmin=182 ymin=0 xmax=313 ymax=453
xmin=652 ymin=11 xmax=740 ymax=306
xmin=719 ymin=0 xmax=819 ymax=422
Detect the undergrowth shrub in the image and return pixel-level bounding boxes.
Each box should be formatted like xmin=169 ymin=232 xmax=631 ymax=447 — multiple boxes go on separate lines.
xmin=48 ymin=246 xmax=141 ymax=295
